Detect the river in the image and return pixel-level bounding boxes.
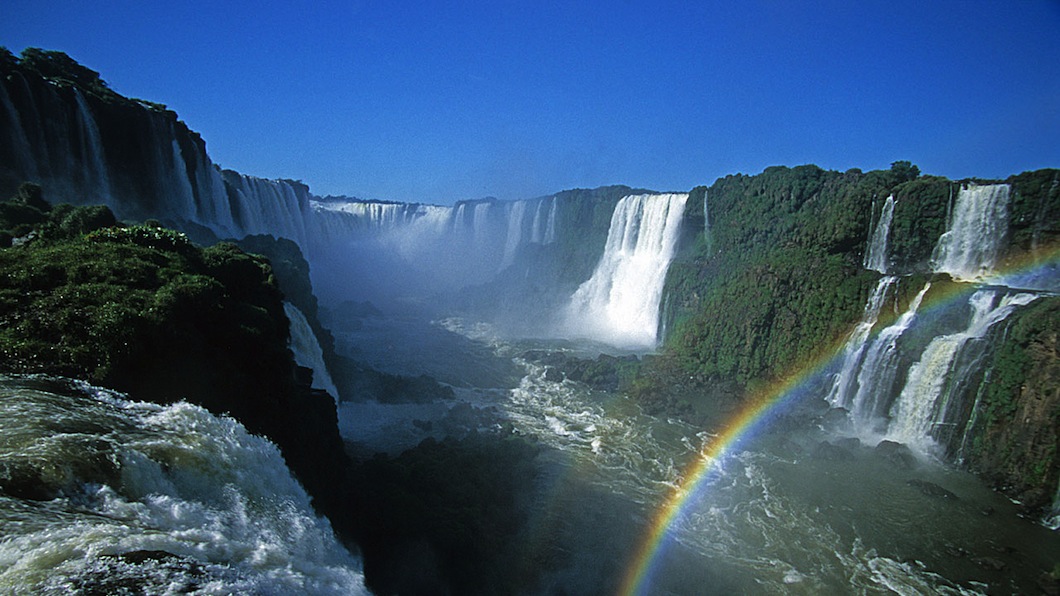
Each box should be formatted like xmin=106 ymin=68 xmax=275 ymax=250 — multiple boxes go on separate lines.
xmin=336 ymin=314 xmax=1060 ymax=595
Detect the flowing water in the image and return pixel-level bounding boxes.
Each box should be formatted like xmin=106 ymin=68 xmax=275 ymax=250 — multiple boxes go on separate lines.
xmin=564 ymin=193 xmax=689 ymax=348
xmin=864 ymin=195 xmax=896 ymax=274
xmin=335 ymin=316 xmax=1060 ymax=595
xmin=284 ymin=302 xmax=340 ymax=400
xmin=0 ymin=376 xmax=367 ymax=595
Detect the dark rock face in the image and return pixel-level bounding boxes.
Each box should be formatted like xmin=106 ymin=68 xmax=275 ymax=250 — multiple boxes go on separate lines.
xmin=812 ymin=441 xmax=856 ymax=462
xmin=0 ymin=212 xmax=351 ymax=529
xmin=874 ymin=440 xmax=918 ymax=470
xmin=962 ymin=296 xmax=1060 ymax=513
xmin=521 ymin=350 xmax=640 ymax=392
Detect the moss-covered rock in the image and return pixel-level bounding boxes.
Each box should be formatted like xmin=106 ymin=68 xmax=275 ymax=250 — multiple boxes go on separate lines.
xmin=963 ymin=296 xmax=1060 ymax=512
xmin=0 ymin=194 xmax=351 ymax=530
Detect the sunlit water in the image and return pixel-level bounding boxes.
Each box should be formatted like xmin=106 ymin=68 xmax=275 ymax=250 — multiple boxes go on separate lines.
xmin=337 ymin=315 xmax=1060 ymax=595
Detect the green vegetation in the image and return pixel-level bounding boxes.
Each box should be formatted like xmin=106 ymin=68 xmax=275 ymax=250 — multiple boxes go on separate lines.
xmin=964 ymin=296 xmax=1060 ymax=507
xmin=0 ymin=186 xmax=352 ymax=532
xmin=887 ymin=176 xmax=955 ymax=271
xmin=656 ymin=164 xmax=887 ymax=399
xmin=1007 ymin=168 xmax=1060 ymax=253
xmin=12 ymin=47 xmax=115 ymax=100
xmin=0 ymin=197 xmax=288 ymax=397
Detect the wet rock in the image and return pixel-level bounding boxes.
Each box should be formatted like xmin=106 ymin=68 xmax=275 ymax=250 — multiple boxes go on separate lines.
xmin=73 ymin=550 xmax=207 ymax=594
xmin=873 ymin=440 xmax=917 ymax=470
xmin=944 ymin=544 xmax=969 ymax=558
xmin=543 ymin=367 xmax=564 ymax=383
xmin=1038 ymin=569 xmax=1060 ymax=595
xmin=820 ymin=408 xmax=852 ymax=431
xmin=769 ymin=437 xmax=804 ymax=458
xmin=520 ymin=350 xmax=639 ymax=392
xmin=0 ymin=438 xmax=120 ymax=501
xmin=0 ymin=463 xmax=59 ymax=500
xmin=971 ymin=556 xmax=1006 ymax=571
xmin=834 ymin=437 xmax=861 ymax=450
xmin=907 ymin=479 xmax=959 ymax=500
xmin=812 ymin=441 xmax=856 ymax=462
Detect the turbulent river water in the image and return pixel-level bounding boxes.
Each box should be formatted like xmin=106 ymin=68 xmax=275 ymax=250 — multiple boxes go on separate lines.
xmin=0 ymin=376 xmax=367 ymax=595
xmin=336 ymin=315 xmax=1060 ymax=595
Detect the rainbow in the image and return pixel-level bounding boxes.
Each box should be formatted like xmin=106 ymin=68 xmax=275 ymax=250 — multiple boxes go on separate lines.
xmin=616 ymin=339 xmax=845 ymax=596
xmin=618 ymin=242 xmax=1060 ymax=596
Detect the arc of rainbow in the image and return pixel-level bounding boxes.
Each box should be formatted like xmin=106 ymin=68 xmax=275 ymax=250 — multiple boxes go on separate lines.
xmin=618 ymin=242 xmax=1060 ymax=596
xmin=616 ymin=344 xmax=841 ymax=596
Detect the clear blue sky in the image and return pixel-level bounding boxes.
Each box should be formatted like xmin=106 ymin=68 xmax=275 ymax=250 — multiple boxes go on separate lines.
xmin=3 ymin=1 xmax=1059 ymax=204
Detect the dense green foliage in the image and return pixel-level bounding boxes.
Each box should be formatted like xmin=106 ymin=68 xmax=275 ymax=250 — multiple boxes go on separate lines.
xmin=645 ymin=163 xmax=1060 ymax=511
xmin=0 ymin=221 xmax=288 ymax=393
xmin=964 ymin=297 xmax=1060 ymax=505
xmin=0 ymin=189 xmax=353 ymax=532
xmin=14 ymin=47 xmax=116 ymax=100
xmin=659 ymin=165 xmax=887 ymax=392
xmin=887 ymin=176 xmax=957 ymax=271
xmin=0 ymin=183 xmax=117 ymax=247
xmin=650 ymin=162 xmax=1045 ymax=409
xmin=1007 ymin=169 xmax=1060 ymax=253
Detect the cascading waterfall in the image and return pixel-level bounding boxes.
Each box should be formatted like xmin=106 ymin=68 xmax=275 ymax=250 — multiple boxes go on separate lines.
xmin=529 ymin=196 xmax=558 ymax=245
xmin=564 ymin=193 xmax=688 ymax=348
xmin=827 ymin=194 xmax=897 ymax=412
xmin=932 ymin=184 xmax=1010 ymax=281
xmin=844 ymin=282 xmax=931 ymax=425
xmin=864 ymin=195 xmax=895 ymax=273
xmin=471 ymin=201 xmax=494 ymax=250
xmin=544 ymin=196 xmax=558 ymax=244
xmin=0 ymin=77 xmax=38 ymax=179
xmin=702 ymin=189 xmax=713 ymax=252
xmin=501 ymin=199 xmax=529 ymax=269
xmin=826 ymin=276 xmax=896 ymax=408
xmin=1047 ymin=487 xmax=1060 ymax=531
xmin=284 ymin=302 xmax=340 ymax=402
xmin=223 ymin=173 xmax=312 ymax=246
xmin=830 ymin=181 xmax=1044 ymax=452
xmin=886 ymin=290 xmax=1038 ymax=448
xmin=71 ymin=89 xmax=111 ymax=203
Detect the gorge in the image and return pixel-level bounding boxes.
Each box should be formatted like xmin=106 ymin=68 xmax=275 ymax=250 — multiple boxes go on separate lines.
xmin=1 ymin=48 xmax=1059 ymax=595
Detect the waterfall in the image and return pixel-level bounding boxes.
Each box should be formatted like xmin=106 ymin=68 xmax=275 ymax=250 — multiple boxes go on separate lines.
xmin=702 ymin=189 xmax=713 ymax=251
xmin=284 ymin=302 xmax=340 ymax=402
xmin=530 ymin=198 xmax=546 ymax=244
xmin=544 ymin=196 xmax=558 ymax=244
xmin=0 ymin=78 xmax=38 ymax=179
xmin=224 ymin=173 xmax=312 ymax=245
xmin=886 ymin=291 xmax=1038 ymax=448
xmin=844 ymin=282 xmax=931 ymax=426
xmin=864 ymin=195 xmax=895 ymax=273
xmin=471 ymin=202 xmax=493 ymax=250
xmin=826 ymin=276 xmax=897 ymax=408
xmin=1046 ymin=485 xmax=1060 ymax=530
xmin=71 ymin=89 xmax=111 ymax=204
xmin=931 ymin=184 xmax=1010 ymax=280
xmin=564 ymin=193 xmax=688 ymax=348
xmin=501 ymin=199 xmax=529 ymax=269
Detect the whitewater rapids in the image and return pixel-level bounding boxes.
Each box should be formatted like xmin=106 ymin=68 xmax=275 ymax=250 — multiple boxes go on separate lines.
xmin=0 ymin=376 xmax=367 ymax=595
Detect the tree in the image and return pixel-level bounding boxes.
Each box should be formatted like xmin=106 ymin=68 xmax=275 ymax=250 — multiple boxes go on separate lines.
xmin=890 ymin=160 xmax=921 ymax=183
